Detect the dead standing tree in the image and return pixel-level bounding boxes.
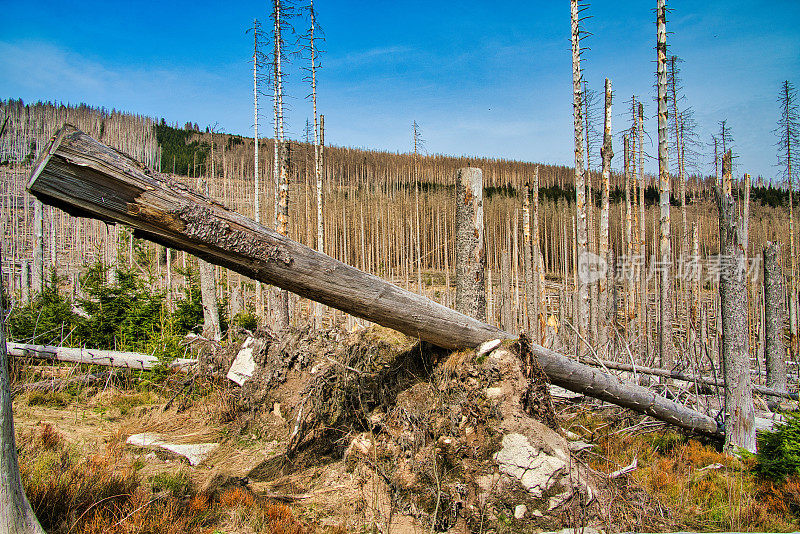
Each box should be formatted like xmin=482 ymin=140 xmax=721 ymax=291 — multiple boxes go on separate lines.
xmin=598 ymin=78 xmax=613 ymax=351
xmin=250 ymin=18 xmax=269 ymax=318
xmin=778 ymin=80 xmax=799 ymax=355
xmin=0 ymin=247 xmax=46 ymax=533
xmin=718 ymin=150 xmax=756 ymax=453
xmin=272 ymin=0 xmax=291 ymax=329
xmin=455 ymin=168 xmax=486 ymax=321
xmin=656 ymin=0 xmax=674 ymax=372
xmin=198 ymin=131 xmax=222 ymax=340
xmin=763 ymin=242 xmax=787 ymax=393
xmin=571 ymin=0 xmax=589 ymax=358
xmin=299 ymin=0 xmax=325 ymax=326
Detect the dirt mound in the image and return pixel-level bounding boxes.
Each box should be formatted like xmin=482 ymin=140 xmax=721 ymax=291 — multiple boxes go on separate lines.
xmin=210 ymin=326 xmax=610 ymax=532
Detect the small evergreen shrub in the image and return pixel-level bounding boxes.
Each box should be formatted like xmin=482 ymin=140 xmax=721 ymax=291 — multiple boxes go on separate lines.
xmin=171 ymin=270 xmax=204 ymax=335
xmin=7 ymin=272 xmax=85 ymax=346
xmin=755 ymin=412 xmax=800 ymax=482
xmin=77 ymin=263 xmax=166 ymax=351
xmin=231 ymin=309 xmax=258 ymax=332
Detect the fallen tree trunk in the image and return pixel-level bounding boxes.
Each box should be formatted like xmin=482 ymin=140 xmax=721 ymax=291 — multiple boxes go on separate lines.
xmin=8 ymin=342 xmax=196 ymax=370
xmin=584 ymin=358 xmax=798 ymax=400
xmin=27 ymin=125 xmax=722 ymax=438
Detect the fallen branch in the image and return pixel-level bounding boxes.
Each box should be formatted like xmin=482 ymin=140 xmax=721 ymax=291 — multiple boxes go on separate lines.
xmin=585 ymin=358 xmax=798 ymax=400
xmin=609 ymin=457 xmax=638 ymax=479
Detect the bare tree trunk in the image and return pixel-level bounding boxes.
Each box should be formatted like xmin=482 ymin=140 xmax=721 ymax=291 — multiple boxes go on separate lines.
xmin=272 ymin=0 xmax=290 ymax=330
xmin=20 ymin=262 xmax=29 ymax=305
xmin=199 ymin=259 xmax=222 ymax=340
xmin=455 ymin=168 xmax=486 ymax=321
xmin=638 ymin=102 xmax=647 ymax=358
xmin=599 ymin=78 xmax=613 ymax=350
xmin=312 ymin=3 xmax=324 ymax=327
xmin=718 ymin=150 xmax=756 ymax=453
xmin=199 ymin=132 xmax=222 ymax=341
xmin=571 ymin=0 xmax=589 ymax=359
xmin=253 ymin=18 xmax=264 ymax=320
xmin=32 ymin=199 xmax=43 ymax=293
xmin=533 ymin=166 xmax=546 ymax=341
xmin=790 ymin=139 xmax=798 ymax=357
xmin=501 ymin=250 xmax=512 ymax=332
xmin=657 ymin=0 xmax=674 ymax=372
xmin=764 ymin=242 xmax=787 ymax=392
xmin=0 ymin=247 xmax=46 ymax=534
xmin=522 ymin=184 xmax=534 ymax=334
xmin=624 ymin=134 xmax=634 ymax=328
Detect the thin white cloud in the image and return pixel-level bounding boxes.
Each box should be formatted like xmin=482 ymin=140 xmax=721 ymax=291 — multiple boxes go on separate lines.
xmin=0 ymin=39 xmax=250 ymax=134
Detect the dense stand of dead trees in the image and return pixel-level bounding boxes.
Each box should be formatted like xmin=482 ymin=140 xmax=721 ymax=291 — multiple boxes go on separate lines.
xmin=1 ymin=99 xmax=800 ymax=389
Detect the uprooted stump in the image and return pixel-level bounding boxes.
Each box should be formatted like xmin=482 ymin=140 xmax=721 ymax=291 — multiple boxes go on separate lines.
xmin=213 ymin=326 xmax=608 ymax=531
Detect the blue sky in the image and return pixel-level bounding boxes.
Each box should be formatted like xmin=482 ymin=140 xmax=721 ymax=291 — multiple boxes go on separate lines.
xmin=1 ymin=0 xmax=798 ymax=180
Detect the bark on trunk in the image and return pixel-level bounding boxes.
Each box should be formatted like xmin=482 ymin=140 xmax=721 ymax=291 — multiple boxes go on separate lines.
xmin=32 ymin=199 xmax=44 ymax=294
xmin=718 ymin=150 xmax=756 ymax=453
xmin=522 ymin=184 xmax=534 ymax=335
xmin=764 ymin=242 xmax=788 ymax=392
xmin=533 ymin=166 xmax=545 ymax=341
xmin=599 ymin=78 xmax=613 ymax=350
xmin=27 ymin=125 xmax=723 ymax=438
xmin=455 ymin=168 xmax=486 ymax=322
xmin=7 ymin=342 xmax=196 ymax=370
xmin=657 ymin=0 xmax=674 ymax=372
xmin=199 ymin=259 xmax=222 ymax=340
xmin=571 ymin=0 xmax=589 ymax=359
xmin=0 ymin=248 xmax=46 ymax=534
xmin=585 ymin=357 xmax=796 ymax=400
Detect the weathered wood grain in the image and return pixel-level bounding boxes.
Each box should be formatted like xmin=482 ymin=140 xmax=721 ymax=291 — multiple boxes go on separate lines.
xmin=8 ymin=342 xmax=196 ymax=370
xmin=27 ymin=125 xmax=722 ymax=437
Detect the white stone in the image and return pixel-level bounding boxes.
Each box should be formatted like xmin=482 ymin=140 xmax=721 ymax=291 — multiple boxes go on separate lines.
xmin=494 ymin=433 xmax=567 ymax=498
xmin=227 ymin=337 xmax=256 ymax=386
xmin=127 ymin=432 xmax=218 ymax=466
xmin=514 ymin=504 xmax=527 ymax=519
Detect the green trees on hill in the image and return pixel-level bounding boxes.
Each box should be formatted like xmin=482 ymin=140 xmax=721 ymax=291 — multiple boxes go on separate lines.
xmin=155 ymin=124 xmax=209 ymax=176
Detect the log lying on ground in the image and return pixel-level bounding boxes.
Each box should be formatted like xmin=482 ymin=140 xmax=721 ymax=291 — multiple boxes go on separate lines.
xmin=8 ymin=342 xmax=197 ymax=370
xmin=585 ymin=358 xmax=799 ymax=400
xmin=27 ymin=125 xmax=721 ymax=438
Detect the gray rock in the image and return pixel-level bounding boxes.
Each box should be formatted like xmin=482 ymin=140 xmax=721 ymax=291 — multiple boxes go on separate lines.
xmin=493 ymin=433 xmax=566 ymax=498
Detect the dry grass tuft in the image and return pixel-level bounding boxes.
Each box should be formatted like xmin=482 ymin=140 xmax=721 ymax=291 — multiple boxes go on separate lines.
xmin=18 ymin=423 xmax=310 ymax=534
xmin=576 ymin=408 xmax=800 ymax=532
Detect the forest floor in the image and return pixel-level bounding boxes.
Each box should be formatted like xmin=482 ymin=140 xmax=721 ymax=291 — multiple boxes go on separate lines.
xmin=10 ymin=327 xmax=800 ymax=534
